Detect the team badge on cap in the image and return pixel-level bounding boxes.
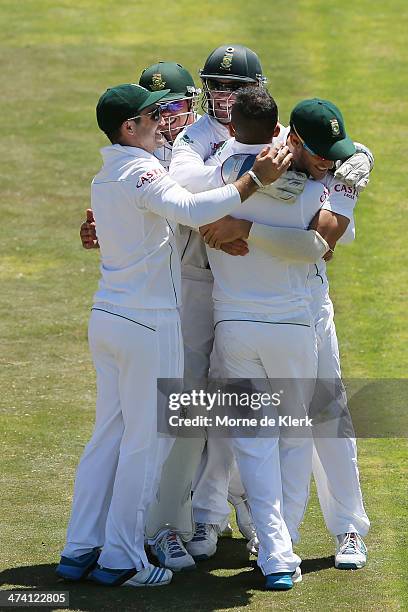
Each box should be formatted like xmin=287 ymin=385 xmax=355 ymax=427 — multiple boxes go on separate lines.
xmin=220 ymin=47 xmax=234 ymax=70
xmin=150 ymin=74 xmax=166 ymax=90
xmin=330 ymin=118 xmax=340 ymax=136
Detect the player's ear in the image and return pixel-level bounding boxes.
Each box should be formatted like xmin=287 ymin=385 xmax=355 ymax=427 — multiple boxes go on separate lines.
xmin=121 ymin=120 xmax=135 ymax=136
xmin=273 ymin=124 xmax=280 ymax=137
xmin=288 ymin=132 xmax=300 ymax=148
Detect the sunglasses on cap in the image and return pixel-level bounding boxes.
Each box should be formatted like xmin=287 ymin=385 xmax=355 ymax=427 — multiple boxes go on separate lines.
xmin=127 ymin=106 xmax=162 ymax=123
xmin=292 ymin=125 xmax=330 ymax=162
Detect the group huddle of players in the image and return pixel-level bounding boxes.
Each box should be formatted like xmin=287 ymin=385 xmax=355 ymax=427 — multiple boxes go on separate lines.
xmin=56 ymin=44 xmax=372 ymax=591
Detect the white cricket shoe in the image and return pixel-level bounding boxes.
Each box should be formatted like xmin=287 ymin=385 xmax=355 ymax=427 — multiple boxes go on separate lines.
xmin=185 ymin=523 xmax=218 ymax=561
xmin=335 ymin=532 xmax=367 ymax=569
xmin=123 ymin=564 xmax=173 ymax=587
xmin=90 ymin=563 xmax=172 ymax=587
xmin=228 ymin=493 xmax=257 ymax=541
xmin=151 ymin=530 xmax=196 ymax=572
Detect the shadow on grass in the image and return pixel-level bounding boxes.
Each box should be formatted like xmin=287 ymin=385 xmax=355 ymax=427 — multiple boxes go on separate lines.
xmin=0 ymin=539 xmax=334 ymax=611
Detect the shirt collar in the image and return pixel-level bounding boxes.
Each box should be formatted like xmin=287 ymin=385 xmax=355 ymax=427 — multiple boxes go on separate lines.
xmin=232 ymin=139 xmax=271 ymax=153
xmin=100 ymin=144 xmax=154 ymax=161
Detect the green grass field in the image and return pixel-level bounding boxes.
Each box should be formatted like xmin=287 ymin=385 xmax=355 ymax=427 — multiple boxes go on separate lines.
xmin=1 ymin=1 xmax=407 ymax=610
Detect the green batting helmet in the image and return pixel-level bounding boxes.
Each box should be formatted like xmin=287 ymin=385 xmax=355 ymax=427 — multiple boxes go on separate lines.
xmin=139 ymin=62 xmax=200 ymax=102
xmin=200 ymin=44 xmax=266 ymax=84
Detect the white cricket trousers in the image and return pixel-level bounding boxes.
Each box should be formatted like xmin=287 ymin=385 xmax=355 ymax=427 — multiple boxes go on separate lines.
xmin=312 ymin=295 xmax=370 ymax=537
xmin=62 ymin=304 xmax=183 ymax=570
xmin=213 ymin=314 xmax=318 ymax=574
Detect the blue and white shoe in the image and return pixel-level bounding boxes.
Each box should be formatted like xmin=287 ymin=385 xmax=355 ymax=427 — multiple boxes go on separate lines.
xmin=185 ymin=523 xmax=218 ymax=561
xmin=265 ymin=572 xmax=294 ymax=591
xmin=151 ymin=530 xmax=196 ymax=571
xmin=89 ymin=565 xmax=136 ymax=586
xmin=56 ymin=548 xmax=100 ymax=581
xmin=123 ymin=564 xmax=172 ymax=587
xmin=335 ymin=532 xmax=367 ymax=569
xmin=89 ymin=563 xmax=172 ymax=587
xmin=265 ymin=566 xmax=302 ymax=591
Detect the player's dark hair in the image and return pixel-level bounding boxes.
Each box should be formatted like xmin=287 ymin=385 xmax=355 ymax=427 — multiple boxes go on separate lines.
xmin=106 ymin=127 xmax=122 ymax=144
xmin=233 ymin=87 xmax=278 ymax=132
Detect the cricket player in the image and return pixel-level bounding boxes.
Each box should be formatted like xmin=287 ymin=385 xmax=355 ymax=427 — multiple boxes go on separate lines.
xmin=57 ymin=82 xmax=292 ymax=588
xmin=79 ymin=62 xmax=210 ymax=571
xmin=199 ymin=88 xmax=335 ymax=590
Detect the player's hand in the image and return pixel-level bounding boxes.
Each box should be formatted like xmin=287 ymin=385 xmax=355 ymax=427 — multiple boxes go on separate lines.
xmin=262 ymin=170 xmax=308 ymax=203
xmin=220 ymin=239 xmax=249 ymax=256
xmin=334 ymin=144 xmax=374 ymax=192
xmin=200 ymin=217 xmax=252 ymax=249
xmin=80 ymin=209 xmax=99 ymax=249
xmin=252 ymin=144 xmax=293 ymax=186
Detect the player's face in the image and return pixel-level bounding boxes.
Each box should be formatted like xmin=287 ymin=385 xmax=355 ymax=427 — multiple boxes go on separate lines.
xmin=290 ymin=133 xmax=334 ymax=180
xmin=159 ymin=99 xmax=195 ymax=143
xmin=129 ymin=104 xmax=166 ymax=152
xmin=300 ymin=148 xmax=335 ymax=180
xmin=204 ymin=79 xmax=253 ymax=123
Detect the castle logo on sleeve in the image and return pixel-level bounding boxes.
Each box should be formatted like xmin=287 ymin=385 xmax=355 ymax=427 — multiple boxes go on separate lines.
xmin=136 ymin=167 xmax=167 ymax=188
xmin=333 ymin=183 xmax=358 ymax=199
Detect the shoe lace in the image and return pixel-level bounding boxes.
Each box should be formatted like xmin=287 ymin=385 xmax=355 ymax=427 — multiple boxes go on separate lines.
xmin=340 ymin=533 xmax=361 ymax=555
xmin=164 ymin=532 xmax=184 ymax=557
xmin=193 ymin=522 xmax=208 ymax=540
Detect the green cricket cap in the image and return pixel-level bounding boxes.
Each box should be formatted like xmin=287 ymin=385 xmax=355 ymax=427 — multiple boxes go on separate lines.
xmin=139 ymin=62 xmax=199 ymax=102
xmin=96 ymin=83 xmax=170 ymax=134
xmin=290 ymin=98 xmax=356 ymax=161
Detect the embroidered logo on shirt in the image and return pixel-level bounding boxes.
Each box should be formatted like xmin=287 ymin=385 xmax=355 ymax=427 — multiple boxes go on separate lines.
xmin=180 ymin=133 xmax=194 ymax=145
